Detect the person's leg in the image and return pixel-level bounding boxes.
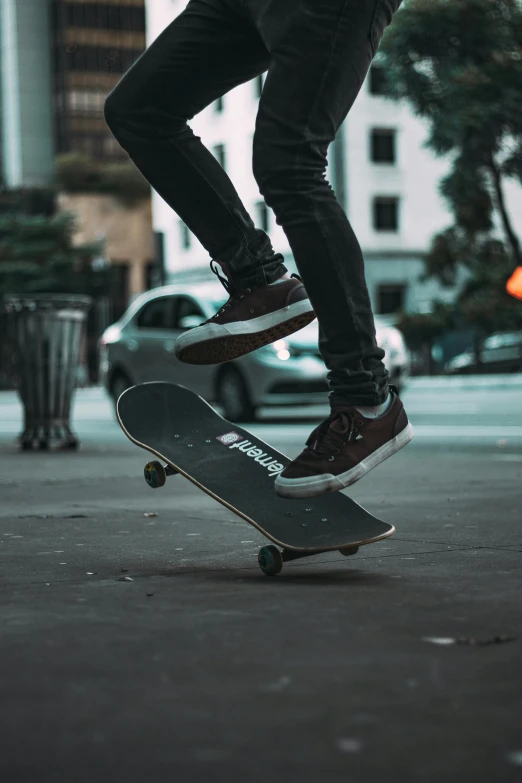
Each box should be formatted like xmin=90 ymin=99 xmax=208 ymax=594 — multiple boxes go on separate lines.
xmin=241 ymin=0 xmax=412 ymax=497
xmin=104 ymin=0 xmax=286 ymax=288
xmin=250 ymin=0 xmax=404 ymax=408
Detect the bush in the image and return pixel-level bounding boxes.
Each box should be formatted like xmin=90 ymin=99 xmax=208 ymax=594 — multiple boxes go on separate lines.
xmin=55 ymin=153 xmax=104 ymax=193
xmin=56 ymin=153 xmax=150 ymax=207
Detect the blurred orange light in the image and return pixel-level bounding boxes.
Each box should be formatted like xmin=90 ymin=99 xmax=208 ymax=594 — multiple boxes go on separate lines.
xmin=506 ymin=266 xmax=522 ymax=300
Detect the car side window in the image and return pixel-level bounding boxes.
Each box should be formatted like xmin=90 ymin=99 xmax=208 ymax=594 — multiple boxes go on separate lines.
xmin=136 ymin=298 xmax=173 ymax=329
xmin=173 ymin=297 xmax=205 ymax=328
xmin=495 ymin=333 xmax=521 ymax=347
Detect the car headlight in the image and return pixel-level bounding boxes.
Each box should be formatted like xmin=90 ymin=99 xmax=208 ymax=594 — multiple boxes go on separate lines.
xmin=257 ymin=339 xmax=299 ymax=361
xmin=274 ymin=339 xmax=292 ymax=360
xmin=260 ymin=339 xmax=291 ymax=360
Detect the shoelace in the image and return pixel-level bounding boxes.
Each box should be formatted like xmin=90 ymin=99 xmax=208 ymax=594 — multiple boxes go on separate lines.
xmin=307 ymin=410 xmax=363 ymax=456
xmin=210 ymin=260 xmax=233 ymax=294
xmin=208 ymin=260 xmax=250 ymax=317
xmin=210 ymin=260 xmax=251 ymax=316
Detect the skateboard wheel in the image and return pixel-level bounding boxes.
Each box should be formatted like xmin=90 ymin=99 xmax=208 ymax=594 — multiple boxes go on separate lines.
xmin=339 ymin=546 xmax=359 ymax=556
xmin=144 ymin=461 xmax=166 ymax=489
xmin=258 ymin=545 xmax=283 ymax=576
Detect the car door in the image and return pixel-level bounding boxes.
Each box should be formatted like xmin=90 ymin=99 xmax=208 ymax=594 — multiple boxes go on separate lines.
xmin=481 ymin=333 xmax=522 ymax=373
xmin=129 ymin=296 xmax=178 ymax=383
xmin=169 ymin=296 xmax=215 ymax=398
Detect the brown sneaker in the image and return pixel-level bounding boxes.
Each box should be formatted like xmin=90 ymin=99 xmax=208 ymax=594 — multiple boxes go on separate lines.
xmin=274 ymin=391 xmax=414 ymax=498
xmin=174 ymin=269 xmax=315 ymax=364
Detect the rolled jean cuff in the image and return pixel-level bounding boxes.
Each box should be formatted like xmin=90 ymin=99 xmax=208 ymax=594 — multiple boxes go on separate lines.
xmin=240 ymin=262 xmax=288 ymax=288
xmin=226 ymin=246 xmax=288 ymax=289
xmin=328 ymin=370 xmax=390 ymax=407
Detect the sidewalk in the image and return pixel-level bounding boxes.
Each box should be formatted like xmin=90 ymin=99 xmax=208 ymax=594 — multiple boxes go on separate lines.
xmin=409 ymin=373 xmax=522 ymax=389
xmin=0 ymin=427 xmax=521 ymax=782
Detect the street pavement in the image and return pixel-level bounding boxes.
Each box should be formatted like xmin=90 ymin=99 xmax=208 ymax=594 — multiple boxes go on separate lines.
xmin=0 ymin=377 xmax=521 ymax=782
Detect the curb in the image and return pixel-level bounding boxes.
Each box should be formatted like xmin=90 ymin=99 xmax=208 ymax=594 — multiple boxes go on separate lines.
xmin=409 ymin=374 xmax=522 ymax=390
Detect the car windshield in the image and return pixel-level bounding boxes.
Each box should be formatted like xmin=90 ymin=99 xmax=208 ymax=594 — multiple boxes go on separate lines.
xmin=483 ymin=332 xmax=522 ymax=349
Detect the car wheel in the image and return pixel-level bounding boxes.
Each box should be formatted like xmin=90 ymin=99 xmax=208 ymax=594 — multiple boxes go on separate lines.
xmin=110 ymin=371 xmax=133 ymax=409
xmin=217 ymin=366 xmax=256 ymax=422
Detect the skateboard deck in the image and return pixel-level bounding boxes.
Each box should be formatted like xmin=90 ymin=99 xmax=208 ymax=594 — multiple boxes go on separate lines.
xmin=117 ymin=382 xmax=395 ymax=575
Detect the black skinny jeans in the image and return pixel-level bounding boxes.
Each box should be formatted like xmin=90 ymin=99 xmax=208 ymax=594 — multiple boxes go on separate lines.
xmin=104 ymin=0 xmax=402 ymax=406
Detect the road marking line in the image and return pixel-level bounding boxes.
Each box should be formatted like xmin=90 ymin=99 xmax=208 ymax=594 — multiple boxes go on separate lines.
xmin=412 ymin=426 xmax=522 ymax=437
xmin=250 ymin=425 xmax=522 ymax=439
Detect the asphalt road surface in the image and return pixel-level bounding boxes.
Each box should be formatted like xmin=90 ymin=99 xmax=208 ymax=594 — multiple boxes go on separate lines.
xmin=0 ymin=376 xmax=521 ymax=783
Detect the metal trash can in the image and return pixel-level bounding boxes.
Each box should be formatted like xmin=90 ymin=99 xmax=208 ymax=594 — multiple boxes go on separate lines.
xmin=3 ymin=294 xmax=92 ymax=450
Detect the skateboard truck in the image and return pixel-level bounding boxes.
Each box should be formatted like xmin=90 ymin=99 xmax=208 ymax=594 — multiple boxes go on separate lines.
xmin=144 ymin=460 xmax=178 ymax=489
xmin=258 ymin=544 xmax=360 ymax=576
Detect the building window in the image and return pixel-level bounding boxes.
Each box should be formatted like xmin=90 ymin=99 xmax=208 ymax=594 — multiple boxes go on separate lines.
xmin=254 ymin=73 xmax=265 ymax=99
xmin=213 ymin=143 xmax=226 ymax=170
xmin=68 ymin=133 xmax=115 ymax=158
xmin=69 ymin=133 xmax=95 ymax=155
xmin=63 ymin=45 xmax=143 ymax=73
xmin=377 ymin=284 xmax=407 ymax=315
xmin=69 ymin=90 xmax=105 ymax=115
xmin=369 ymin=64 xmax=387 ymax=95
xmin=65 ymin=3 xmax=146 ymax=32
xmin=255 ymin=201 xmax=269 ymax=233
xmin=373 ymin=196 xmax=399 ymax=232
xmin=180 ymin=221 xmax=191 ymax=250
xmin=214 ymin=95 xmax=224 ymax=113
xmin=370 ymin=129 xmax=396 ymax=164
xmin=66 ymin=134 xmax=126 ymax=161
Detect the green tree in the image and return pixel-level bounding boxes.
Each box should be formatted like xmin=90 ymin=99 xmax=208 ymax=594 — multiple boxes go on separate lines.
xmin=0 ymin=211 xmax=108 ymax=299
xmin=378 ymin=0 xmax=522 ymax=335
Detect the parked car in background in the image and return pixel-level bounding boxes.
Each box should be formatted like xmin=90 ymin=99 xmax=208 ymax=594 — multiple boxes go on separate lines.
xmin=100 ymin=283 xmax=410 ymax=421
xmin=444 ymin=330 xmax=522 ymax=375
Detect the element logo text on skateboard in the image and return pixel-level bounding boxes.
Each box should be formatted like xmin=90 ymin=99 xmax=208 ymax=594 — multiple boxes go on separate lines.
xmin=217 ymin=432 xmax=284 ymax=477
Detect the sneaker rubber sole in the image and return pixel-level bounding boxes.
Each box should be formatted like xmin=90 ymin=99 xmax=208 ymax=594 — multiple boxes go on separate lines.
xmin=175 ymin=300 xmax=316 ymax=364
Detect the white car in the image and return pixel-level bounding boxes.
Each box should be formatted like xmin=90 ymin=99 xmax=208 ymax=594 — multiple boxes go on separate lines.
xmin=100 ymin=282 xmax=410 ymax=421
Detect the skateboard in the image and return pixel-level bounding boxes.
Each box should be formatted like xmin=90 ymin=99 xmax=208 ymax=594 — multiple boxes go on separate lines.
xmin=116 ymin=382 xmax=395 ymax=576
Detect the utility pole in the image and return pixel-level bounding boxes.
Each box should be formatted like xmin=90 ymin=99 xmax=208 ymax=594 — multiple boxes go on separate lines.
xmin=0 ymin=0 xmax=55 ymax=187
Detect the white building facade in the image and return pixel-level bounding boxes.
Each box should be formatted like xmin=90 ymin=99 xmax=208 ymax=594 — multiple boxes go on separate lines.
xmin=145 ymin=0 xmax=521 ymax=320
